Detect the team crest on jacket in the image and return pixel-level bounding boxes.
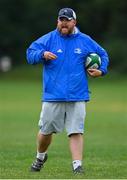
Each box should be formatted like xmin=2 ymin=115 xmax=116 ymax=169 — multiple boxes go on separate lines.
xmin=57 ymin=49 xmax=63 ymax=53
xmin=74 ymin=48 xmax=82 ymax=54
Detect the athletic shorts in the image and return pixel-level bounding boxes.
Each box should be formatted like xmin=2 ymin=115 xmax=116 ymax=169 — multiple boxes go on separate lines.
xmin=38 ymin=102 xmax=86 ymax=136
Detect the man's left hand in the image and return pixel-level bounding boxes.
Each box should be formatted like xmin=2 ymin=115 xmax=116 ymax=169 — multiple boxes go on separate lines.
xmin=87 ymin=69 xmax=102 ymax=77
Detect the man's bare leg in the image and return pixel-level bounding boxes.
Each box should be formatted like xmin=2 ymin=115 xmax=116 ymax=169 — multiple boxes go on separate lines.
xmin=69 ymin=133 xmax=84 ymax=173
xmin=37 ymin=132 xmax=52 ymax=152
xmin=31 ymin=132 xmax=52 ymax=172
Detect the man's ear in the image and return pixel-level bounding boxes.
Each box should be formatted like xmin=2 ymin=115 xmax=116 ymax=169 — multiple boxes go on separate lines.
xmin=74 ymin=20 xmax=77 ymax=25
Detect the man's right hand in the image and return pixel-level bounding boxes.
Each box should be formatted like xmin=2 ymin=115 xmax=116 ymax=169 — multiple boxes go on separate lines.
xmin=43 ymin=51 xmax=57 ymax=60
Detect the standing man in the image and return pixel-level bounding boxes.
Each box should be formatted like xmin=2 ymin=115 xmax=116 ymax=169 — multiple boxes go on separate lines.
xmin=26 ymin=8 xmax=109 ymax=174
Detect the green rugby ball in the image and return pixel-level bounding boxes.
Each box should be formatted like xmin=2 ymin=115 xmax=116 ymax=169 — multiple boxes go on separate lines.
xmin=85 ymin=53 xmax=101 ymax=69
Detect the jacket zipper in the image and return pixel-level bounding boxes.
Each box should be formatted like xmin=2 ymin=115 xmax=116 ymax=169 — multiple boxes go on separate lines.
xmin=65 ymin=38 xmax=70 ymax=100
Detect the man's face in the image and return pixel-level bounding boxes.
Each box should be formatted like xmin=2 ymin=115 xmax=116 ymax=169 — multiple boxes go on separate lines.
xmin=57 ymin=17 xmax=76 ymax=35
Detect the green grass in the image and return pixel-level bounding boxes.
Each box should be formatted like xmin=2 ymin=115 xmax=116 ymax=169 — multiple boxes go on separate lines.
xmin=0 ymin=66 xmax=127 ymax=179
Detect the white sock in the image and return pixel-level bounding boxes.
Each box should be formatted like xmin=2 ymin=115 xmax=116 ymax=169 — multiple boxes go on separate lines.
xmin=36 ymin=151 xmax=46 ymax=161
xmin=72 ymin=160 xmax=82 ymax=170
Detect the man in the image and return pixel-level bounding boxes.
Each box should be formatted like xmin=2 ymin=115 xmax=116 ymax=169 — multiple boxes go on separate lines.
xmin=26 ymin=8 xmax=109 ymax=174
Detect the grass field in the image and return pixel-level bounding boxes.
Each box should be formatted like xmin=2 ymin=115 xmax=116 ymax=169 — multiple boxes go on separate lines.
xmin=0 ymin=66 xmax=127 ymax=179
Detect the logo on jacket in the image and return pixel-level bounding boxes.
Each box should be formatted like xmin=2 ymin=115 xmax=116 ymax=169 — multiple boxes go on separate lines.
xmin=57 ymin=49 xmax=63 ymax=53
xmin=74 ymin=48 xmax=82 ymax=54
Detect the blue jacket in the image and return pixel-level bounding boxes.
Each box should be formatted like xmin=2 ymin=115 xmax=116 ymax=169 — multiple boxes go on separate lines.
xmin=26 ymin=28 xmax=109 ymax=102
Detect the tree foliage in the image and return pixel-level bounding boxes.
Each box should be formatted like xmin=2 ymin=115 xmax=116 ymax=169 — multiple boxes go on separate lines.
xmin=0 ymin=0 xmax=127 ymax=73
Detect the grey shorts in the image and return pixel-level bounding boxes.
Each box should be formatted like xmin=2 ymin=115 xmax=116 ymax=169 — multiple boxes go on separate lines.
xmin=38 ymin=102 xmax=86 ymax=136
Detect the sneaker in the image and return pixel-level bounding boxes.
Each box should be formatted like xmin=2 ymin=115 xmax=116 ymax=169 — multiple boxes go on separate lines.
xmin=73 ymin=166 xmax=84 ymax=174
xmin=31 ymin=153 xmax=48 ymax=172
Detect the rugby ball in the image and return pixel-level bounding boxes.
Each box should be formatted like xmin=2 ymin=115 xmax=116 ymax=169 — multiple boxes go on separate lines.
xmin=85 ymin=53 xmax=101 ymax=69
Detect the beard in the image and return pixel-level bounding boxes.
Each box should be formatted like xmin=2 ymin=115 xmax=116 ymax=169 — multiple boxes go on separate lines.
xmin=57 ymin=25 xmax=74 ymax=35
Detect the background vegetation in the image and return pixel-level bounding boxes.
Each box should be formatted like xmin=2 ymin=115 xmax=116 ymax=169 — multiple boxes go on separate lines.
xmin=0 ymin=0 xmax=127 ymax=73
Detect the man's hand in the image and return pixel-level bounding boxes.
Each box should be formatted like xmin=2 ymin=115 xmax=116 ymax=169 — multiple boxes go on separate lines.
xmin=87 ymin=69 xmax=102 ymax=77
xmin=43 ymin=51 xmax=57 ymax=60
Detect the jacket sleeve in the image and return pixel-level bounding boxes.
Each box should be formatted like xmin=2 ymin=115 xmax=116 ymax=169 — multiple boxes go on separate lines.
xmin=26 ymin=34 xmax=50 ymax=65
xmin=96 ymin=43 xmax=109 ymax=75
xmin=88 ymin=36 xmax=109 ymax=75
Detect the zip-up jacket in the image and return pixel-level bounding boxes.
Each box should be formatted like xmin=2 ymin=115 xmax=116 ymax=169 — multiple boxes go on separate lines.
xmin=26 ymin=28 xmax=109 ymax=102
